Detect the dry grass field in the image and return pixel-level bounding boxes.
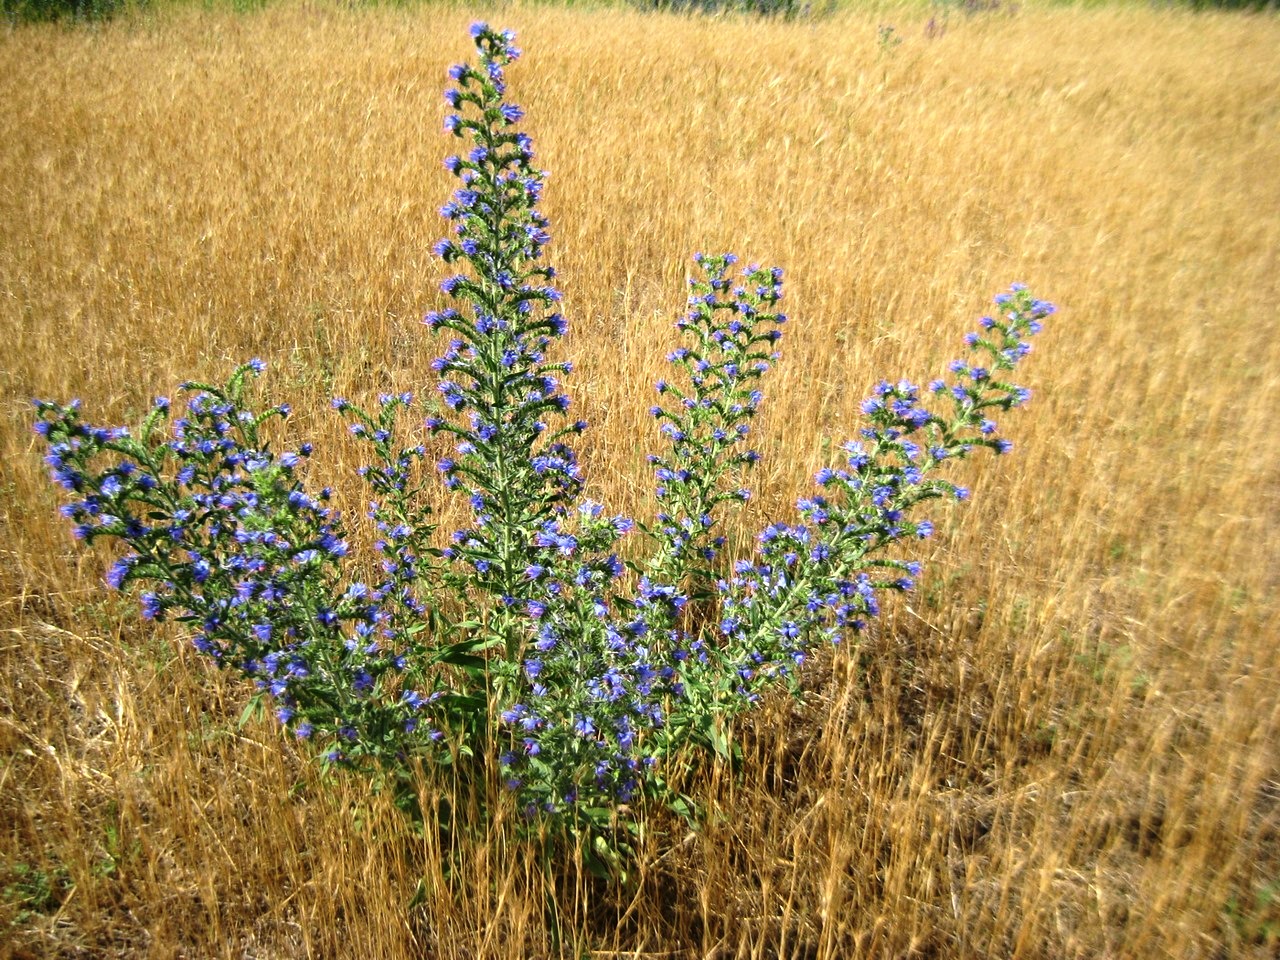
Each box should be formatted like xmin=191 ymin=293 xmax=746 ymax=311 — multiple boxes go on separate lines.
xmin=1 ymin=2 xmax=1278 ymax=957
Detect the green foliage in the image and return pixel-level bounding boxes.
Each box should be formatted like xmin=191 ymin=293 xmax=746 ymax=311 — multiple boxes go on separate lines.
xmin=629 ymin=0 xmax=830 ymax=20
xmin=1183 ymin=0 xmax=1278 ymax=10
xmin=2 ymin=860 xmax=69 ymax=925
xmin=1227 ymin=880 xmax=1280 ymax=947
xmin=1 ymin=0 xmax=137 ymax=21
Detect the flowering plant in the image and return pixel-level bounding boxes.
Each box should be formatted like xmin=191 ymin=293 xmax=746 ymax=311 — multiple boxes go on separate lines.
xmin=33 ymin=23 xmax=1053 ymax=868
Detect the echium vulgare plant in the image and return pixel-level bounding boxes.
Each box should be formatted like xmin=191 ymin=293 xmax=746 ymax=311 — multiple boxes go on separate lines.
xmin=33 ymin=23 xmax=1054 ymax=862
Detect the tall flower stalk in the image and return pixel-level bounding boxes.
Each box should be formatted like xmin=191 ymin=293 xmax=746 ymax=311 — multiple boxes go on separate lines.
xmin=427 ymin=26 xmax=583 ymax=617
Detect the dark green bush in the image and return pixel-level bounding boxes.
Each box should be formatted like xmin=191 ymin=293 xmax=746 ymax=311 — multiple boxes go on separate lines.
xmin=630 ymin=0 xmax=832 ymax=20
xmin=2 ymin=0 xmax=138 ymax=21
xmin=1184 ymin=0 xmax=1277 ymax=10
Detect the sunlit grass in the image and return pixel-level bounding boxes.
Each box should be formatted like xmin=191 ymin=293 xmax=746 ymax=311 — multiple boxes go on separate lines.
xmin=1 ymin=3 xmax=1277 ymax=956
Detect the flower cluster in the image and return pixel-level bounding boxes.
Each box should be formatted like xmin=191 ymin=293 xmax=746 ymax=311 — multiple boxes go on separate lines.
xmin=646 ymin=253 xmax=785 ymax=586
xmin=334 ymin=391 xmax=444 ymax=674
xmin=32 ymin=24 xmax=1053 ymax=862
xmin=491 ymin=501 xmax=681 ymax=816
xmin=701 ymin=286 xmax=1054 ymax=712
xmin=34 ymin=365 xmax=446 ymax=768
xmin=425 ymin=23 xmax=584 ymax=623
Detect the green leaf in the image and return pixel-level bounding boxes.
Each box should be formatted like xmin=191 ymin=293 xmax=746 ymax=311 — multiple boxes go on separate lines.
xmin=704 ymin=716 xmax=731 ymax=760
xmin=582 ymin=834 xmax=620 ymax=880
xmin=429 ymin=649 xmax=487 ymax=672
xmin=237 ymin=692 xmax=266 ymax=730
xmin=407 ymin=877 xmax=428 ymax=910
xmin=667 ymin=794 xmax=697 ymax=823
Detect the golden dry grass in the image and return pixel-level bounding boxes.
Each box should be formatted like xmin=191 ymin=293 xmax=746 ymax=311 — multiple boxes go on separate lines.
xmin=1 ymin=2 xmax=1278 ymax=957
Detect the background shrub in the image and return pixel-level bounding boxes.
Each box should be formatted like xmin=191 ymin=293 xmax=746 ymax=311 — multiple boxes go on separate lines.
xmin=2 ymin=0 xmax=136 ymax=21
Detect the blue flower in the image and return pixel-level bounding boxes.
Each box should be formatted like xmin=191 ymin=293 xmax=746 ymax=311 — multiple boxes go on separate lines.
xmin=105 ymin=556 xmax=136 ymax=590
